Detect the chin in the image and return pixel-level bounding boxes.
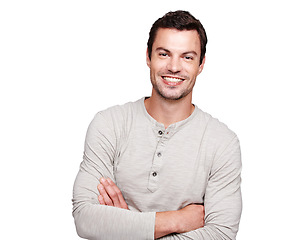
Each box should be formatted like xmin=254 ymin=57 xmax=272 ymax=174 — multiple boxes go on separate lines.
xmin=158 ymin=91 xmax=186 ymax=101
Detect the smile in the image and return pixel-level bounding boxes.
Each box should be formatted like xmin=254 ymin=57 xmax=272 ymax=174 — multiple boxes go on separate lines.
xmin=162 ymin=76 xmax=184 ymax=82
xmin=161 ymin=76 xmax=185 ymax=86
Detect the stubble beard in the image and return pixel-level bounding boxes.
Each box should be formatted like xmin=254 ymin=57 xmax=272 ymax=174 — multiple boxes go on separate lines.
xmin=150 ymin=72 xmax=195 ymax=101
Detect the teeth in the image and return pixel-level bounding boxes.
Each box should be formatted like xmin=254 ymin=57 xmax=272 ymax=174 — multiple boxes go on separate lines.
xmin=163 ymin=77 xmax=183 ymax=83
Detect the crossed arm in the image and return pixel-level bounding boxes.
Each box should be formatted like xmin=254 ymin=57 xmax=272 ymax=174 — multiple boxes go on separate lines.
xmin=73 ymin=113 xmax=242 ymax=239
xmin=97 ymin=177 xmax=205 ymax=239
xmin=74 ymin=145 xmax=242 ymax=240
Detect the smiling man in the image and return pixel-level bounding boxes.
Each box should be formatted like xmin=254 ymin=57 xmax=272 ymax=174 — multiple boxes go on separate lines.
xmin=73 ymin=11 xmax=242 ymax=240
xmin=148 ymin=29 xmax=203 ymax=101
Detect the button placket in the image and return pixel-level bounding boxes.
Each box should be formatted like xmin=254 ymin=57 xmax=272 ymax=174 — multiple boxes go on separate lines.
xmin=148 ymin=125 xmax=172 ymax=193
xmin=148 ymin=146 xmax=165 ymax=192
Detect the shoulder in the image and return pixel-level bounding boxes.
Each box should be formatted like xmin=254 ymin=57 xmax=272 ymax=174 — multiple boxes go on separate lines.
xmin=90 ymin=98 xmax=143 ymax=130
xmin=195 ymin=107 xmax=240 ymax=160
xmin=98 ymin=98 xmax=142 ymax=120
xmin=196 ymin=107 xmax=237 ymax=142
xmin=196 ymin=107 xmax=241 ymax=168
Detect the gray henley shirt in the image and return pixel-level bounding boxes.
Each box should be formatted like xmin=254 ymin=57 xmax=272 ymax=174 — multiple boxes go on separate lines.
xmin=72 ymin=97 xmax=242 ymax=240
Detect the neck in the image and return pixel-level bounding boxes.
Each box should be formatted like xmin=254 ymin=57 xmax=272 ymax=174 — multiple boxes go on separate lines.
xmin=145 ymin=90 xmax=194 ymax=129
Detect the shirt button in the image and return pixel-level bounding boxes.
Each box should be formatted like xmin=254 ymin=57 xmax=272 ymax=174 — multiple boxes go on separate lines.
xmin=157 ymin=152 xmax=162 ymax=157
xmin=158 ymin=130 xmax=163 ymax=135
xmin=152 ymin=172 xmax=157 ymax=177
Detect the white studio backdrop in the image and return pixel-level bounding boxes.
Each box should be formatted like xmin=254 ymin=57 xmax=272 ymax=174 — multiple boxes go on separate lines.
xmin=0 ymin=0 xmax=284 ymax=239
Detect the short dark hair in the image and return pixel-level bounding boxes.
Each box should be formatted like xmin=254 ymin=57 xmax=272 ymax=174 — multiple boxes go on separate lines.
xmin=147 ymin=10 xmax=207 ymax=65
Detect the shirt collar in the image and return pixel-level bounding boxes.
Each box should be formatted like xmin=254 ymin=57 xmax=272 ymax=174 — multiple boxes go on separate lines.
xmin=139 ymin=97 xmax=199 ymax=131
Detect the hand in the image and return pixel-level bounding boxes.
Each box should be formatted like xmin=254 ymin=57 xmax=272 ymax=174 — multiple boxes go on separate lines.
xmin=97 ymin=177 xmax=129 ymax=210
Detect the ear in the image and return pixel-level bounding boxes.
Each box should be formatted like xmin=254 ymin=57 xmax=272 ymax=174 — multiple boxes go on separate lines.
xmin=198 ymin=56 xmax=206 ymax=75
xmin=146 ymin=48 xmax=151 ymax=68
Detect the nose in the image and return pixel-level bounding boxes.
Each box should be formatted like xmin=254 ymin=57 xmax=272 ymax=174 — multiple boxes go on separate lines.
xmin=167 ymin=56 xmax=182 ymax=74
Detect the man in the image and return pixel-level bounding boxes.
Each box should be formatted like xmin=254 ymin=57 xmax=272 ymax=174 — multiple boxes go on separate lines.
xmin=73 ymin=10 xmax=242 ymax=239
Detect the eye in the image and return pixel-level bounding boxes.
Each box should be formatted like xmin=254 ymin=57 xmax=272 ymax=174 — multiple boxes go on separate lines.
xmin=159 ymin=53 xmax=168 ymax=57
xmin=158 ymin=52 xmax=169 ymax=58
xmin=184 ymin=56 xmax=194 ymax=60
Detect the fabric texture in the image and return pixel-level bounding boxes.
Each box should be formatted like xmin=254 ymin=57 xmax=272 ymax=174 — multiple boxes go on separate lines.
xmin=73 ymin=97 xmax=242 ymax=240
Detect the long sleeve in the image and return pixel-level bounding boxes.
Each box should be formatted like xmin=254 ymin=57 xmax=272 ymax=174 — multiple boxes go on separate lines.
xmin=72 ymin=100 xmax=242 ymax=240
xmin=72 ymin=113 xmax=155 ymax=240
xmin=158 ymin=136 xmax=242 ymax=240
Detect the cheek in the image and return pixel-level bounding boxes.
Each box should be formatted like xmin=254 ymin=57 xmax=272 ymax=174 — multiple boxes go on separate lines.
xmin=151 ymin=59 xmax=167 ymax=72
xmin=185 ymin=64 xmax=201 ymax=77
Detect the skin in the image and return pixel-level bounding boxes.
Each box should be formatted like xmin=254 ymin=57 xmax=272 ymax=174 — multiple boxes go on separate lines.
xmin=145 ymin=28 xmax=205 ymax=129
xmin=97 ymin=178 xmax=128 ymax=210
xmin=147 ymin=28 xmax=204 ymax=102
xmin=97 ymin=28 xmax=206 ymax=238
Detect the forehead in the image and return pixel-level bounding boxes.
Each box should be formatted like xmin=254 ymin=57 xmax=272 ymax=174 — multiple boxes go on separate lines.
xmin=153 ymin=28 xmax=201 ymax=55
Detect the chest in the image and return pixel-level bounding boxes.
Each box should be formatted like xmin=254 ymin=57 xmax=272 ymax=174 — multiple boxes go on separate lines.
xmin=113 ymin=125 xmax=211 ymax=211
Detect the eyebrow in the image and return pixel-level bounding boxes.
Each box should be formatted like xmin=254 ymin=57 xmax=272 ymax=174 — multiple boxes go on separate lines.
xmin=183 ymin=51 xmax=198 ymax=56
xmin=155 ymin=47 xmax=170 ymax=53
xmin=155 ymin=47 xmax=198 ymax=56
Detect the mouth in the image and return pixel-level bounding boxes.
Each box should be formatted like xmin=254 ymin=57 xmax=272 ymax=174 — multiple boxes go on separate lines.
xmin=161 ymin=76 xmax=185 ymax=86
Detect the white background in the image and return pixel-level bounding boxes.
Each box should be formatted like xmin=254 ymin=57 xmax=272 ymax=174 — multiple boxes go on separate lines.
xmin=1 ymin=0 xmax=284 ymax=239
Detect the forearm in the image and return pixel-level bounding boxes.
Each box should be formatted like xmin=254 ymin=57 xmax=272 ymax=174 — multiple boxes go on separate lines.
xmin=73 ymin=170 xmax=156 ymax=239
xmin=156 ymin=220 xmax=240 ymax=240
xmin=154 ymin=205 xmax=205 ymax=239
xmin=156 ymin=226 xmax=225 ymax=240
xmin=73 ymin=202 xmax=155 ymax=240
xmin=155 ymin=211 xmax=177 ymax=239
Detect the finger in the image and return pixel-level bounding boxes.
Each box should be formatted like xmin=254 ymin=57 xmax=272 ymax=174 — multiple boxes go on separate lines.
xmin=97 ymin=183 xmax=113 ymax=206
xmin=100 ymin=178 xmax=121 ymax=207
xmin=98 ymin=195 xmax=105 ymax=205
xmin=107 ymin=178 xmax=129 ymax=209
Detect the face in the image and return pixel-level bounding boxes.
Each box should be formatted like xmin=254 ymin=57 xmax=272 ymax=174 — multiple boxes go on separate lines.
xmin=147 ymin=28 xmax=205 ymax=101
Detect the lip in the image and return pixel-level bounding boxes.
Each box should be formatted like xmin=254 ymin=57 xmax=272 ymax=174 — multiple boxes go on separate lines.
xmin=161 ymin=75 xmax=184 ymax=86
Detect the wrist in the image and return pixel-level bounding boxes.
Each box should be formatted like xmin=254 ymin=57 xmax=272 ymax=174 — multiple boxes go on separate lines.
xmin=155 ymin=211 xmax=178 ymax=239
